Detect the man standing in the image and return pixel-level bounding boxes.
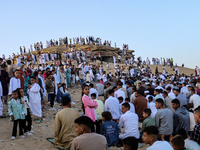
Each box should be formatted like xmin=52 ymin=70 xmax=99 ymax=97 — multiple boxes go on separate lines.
xmin=71 ymin=116 xmax=107 ymax=150
xmin=7 ymin=60 xmax=15 ymax=79
xmin=96 ymin=80 xmax=104 ymax=96
xmin=54 ymin=96 xmax=80 ymax=148
xmin=79 ymin=68 xmax=85 ymax=86
xmin=104 ymin=83 xmax=113 ymax=100
xmin=126 ymin=82 xmax=133 ymax=99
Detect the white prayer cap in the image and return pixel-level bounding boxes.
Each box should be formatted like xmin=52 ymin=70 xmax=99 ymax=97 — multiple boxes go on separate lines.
xmin=142 ymin=79 xmax=146 ymax=82
xmin=144 ymin=90 xmax=149 ymax=94
xmin=86 ymin=83 xmax=90 ymax=86
xmin=186 ymin=85 xmax=191 ymax=88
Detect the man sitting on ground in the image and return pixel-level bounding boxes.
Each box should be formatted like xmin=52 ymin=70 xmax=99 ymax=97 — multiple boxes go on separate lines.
xmin=171 ymin=99 xmax=190 ymax=135
xmin=54 ymin=96 xmax=80 ymax=148
xmin=70 ymin=116 xmax=107 ymax=150
xmin=118 ymin=103 xmax=139 ymax=140
xmin=142 ymin=126 xmax=173 ymax=150
xmin=155 ymin=98 xmax=173 ymax=141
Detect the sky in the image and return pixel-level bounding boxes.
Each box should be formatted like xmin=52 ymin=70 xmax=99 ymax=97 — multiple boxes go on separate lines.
xmin=0 ymin=0 xmax=200 ymax=68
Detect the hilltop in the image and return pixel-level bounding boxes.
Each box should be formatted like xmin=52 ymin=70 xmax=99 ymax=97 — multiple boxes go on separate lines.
xmin=15 ymin=44 xmax=134 ymax=63
xmin=13 ymin=43 xmax=197 ymax=75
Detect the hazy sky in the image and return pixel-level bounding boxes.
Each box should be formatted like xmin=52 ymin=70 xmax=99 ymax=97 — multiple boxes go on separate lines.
xmin=0 ymin=0 xmax=200 ymax=68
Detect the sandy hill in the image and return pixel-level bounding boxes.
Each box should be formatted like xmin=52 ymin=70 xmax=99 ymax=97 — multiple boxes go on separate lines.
xmin=15 ymin=44 xmax=196 ymax=75
xmin=17 ymin=44 xmax=134 ymax=63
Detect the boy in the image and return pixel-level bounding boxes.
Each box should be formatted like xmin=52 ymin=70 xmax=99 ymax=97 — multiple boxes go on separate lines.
xmin=140 ymin=109 xmax=155 ymax=137
xmin=8 ymin=90 xmax=26 ymax=139
xmin=45 ymin=72 xmax=55 ymax=109
xmin=100 ymin=111 xmax=119 ymax=147
xmin=171 ymin=135 xmax=189 ymax=150
xmin=91 ymin=93 xmax=103 ymax=133
xmin=8 ymin=69 xmax=21 ymax=96
xmin=91 ymin=93 xmax=104 ymax=122
xmin=177 ymin=128 xmax=200 ymax=150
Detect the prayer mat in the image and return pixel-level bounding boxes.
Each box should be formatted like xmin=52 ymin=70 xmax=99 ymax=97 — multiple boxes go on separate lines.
xmin=46 ymin=138 xmax=70 ymax=150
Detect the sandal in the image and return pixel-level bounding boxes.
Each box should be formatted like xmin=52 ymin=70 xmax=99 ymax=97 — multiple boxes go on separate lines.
xmin=35 ymin=119 xmax=42 ymax=124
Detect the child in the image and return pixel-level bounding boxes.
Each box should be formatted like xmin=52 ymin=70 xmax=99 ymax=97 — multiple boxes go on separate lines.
xmin=91 ymin=93 xmax=104 ymax=121
xmin=171 ymin=135 xmax=188 ymax=150
xmin=148 ymin=96 xmax=157 ymax=118
xmin=100 ymin=111 xmax=119 ymax=147
xmin=140 ymin=108 xmax=155 ymax=137
xmin=8 ymin=90 xmax=26 ymax=140
xmin=100 ymin=78 xmax=104 ymax=85
xmin=125 ymin=98 xmax=135 ymax=113
xmin=177 ymin=128 xmax=200 ymax=150
xmin=27 ymin=76 xmax=42 ymax=123
xmin=91 ymin=93 xmax=104 ymax=133
xmin=8 ymin=69 xmax=21 ymax=96
xmin=45 ymin=72 xmax=55 ymax=109
xmin=81 ymin=83 xmax=98 ymax=130
xmin=18 ymin=88 xmax=33 ymax=135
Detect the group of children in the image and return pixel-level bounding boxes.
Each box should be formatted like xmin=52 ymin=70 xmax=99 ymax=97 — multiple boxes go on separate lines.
xmin=8 ymin=88 xmax=33 ymax=140
xmin=5 ymin=69 xmax=43 ymax=139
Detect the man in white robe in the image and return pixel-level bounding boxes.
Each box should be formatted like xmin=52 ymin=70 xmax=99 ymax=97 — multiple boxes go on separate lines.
xmin=51 ymin=53 xmax=54 ymax=61
xmin=27 ymin=82 xmax=42 ymax=118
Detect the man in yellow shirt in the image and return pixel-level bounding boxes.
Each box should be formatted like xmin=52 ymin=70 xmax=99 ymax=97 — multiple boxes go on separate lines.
xmin=54 ymin=96 xmax=80 ymax=148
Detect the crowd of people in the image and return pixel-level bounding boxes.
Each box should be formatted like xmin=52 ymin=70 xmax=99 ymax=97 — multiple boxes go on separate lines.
xmin=1 ymin=42 xmax=200 ymax=150
xmin=17 ymin=36 xmax=120 ymax=56
xmin=137 ymin=57 xmax=175 ymax=67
